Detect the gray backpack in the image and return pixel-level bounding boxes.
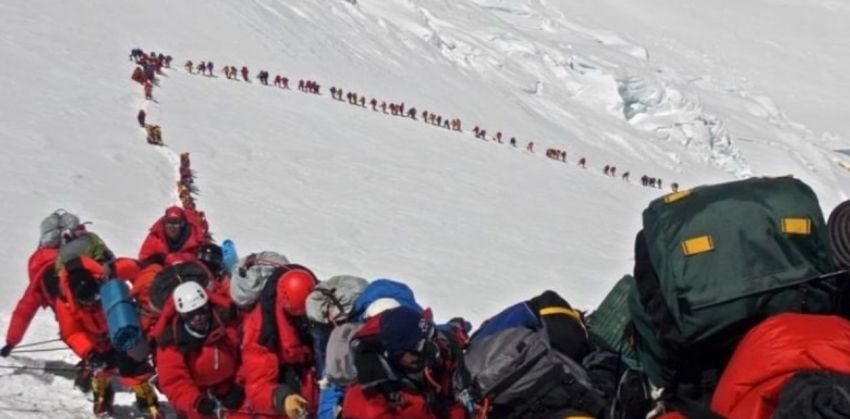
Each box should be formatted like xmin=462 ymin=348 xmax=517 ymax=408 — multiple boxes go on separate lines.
xmin=39 ymin=209 xmax=81 ymax=248
xmin=454 ymin=326 xmax=606 ymax=418
xmin=323 ymin=322 xmax=362 ymax=386
xmin=229 ymin=251 xmax=289 ymax=309
xmin=306 ymin=275 xmax=368 ymax=325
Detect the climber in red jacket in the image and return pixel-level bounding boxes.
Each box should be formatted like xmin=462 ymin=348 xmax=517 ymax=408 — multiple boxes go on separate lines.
xmin=138 ymin=206 xmax=207 ymax=267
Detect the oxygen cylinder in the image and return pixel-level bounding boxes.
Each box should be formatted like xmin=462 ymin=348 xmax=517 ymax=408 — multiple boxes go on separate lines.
xmin=101 ymin=279 xmax=142 ymax=352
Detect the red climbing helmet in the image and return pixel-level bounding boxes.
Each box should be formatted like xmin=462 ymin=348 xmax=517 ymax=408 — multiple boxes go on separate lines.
xmin=277 ymin=269 xmax=317 ymax=316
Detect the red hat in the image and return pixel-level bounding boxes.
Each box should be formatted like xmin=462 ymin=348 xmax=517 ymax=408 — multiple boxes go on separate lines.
xmin=164 ymin=206 xmax=185 ymax=223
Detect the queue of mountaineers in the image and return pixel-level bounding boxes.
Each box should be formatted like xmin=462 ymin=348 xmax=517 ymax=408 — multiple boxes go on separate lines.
xmin=3 ymin=175 xmax=850 ymax=418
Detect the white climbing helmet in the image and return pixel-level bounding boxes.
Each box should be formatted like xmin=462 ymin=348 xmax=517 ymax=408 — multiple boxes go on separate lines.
xmin=173 ymin=281 xmax=209 ymax=314
xmin=363 ymin=297 xmax=401 ymax=319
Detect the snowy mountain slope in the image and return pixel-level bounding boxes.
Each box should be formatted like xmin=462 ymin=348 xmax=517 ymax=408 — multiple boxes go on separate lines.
xmin=0 ymin=0 xmax=849 ymax=417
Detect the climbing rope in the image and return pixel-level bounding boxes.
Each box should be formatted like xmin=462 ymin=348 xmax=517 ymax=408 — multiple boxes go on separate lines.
xmin=12 ymin=338 xmax=63 ymax=349
xmin=9 ymin=347 xmax=71 ymax=354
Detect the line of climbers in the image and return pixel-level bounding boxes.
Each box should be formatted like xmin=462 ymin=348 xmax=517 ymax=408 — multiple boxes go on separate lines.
xmin=172 ymin=49 xmax=677 ymax=193
xmin=131 ymin=49 xmax=167 ymax=146
xmin=4 ymin=177 xmax=850 ymax=418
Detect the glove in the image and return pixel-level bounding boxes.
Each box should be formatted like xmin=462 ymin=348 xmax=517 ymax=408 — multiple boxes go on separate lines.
xmin=284 ymin=394 xmax=308 ymax=418
xmin=0 ymin=345 xmax=13 ymax=357
xmin=86 ymin=351 xmax=108 ymax=371
xmin=195 ymin=396 xmax=217 ymax=416
xmin=220 ymin=384 xmax=245 ymax=409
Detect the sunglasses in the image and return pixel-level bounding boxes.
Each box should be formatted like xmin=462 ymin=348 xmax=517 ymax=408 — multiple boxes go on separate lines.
xmin=77 ymin=292 xmax=102 ymax=307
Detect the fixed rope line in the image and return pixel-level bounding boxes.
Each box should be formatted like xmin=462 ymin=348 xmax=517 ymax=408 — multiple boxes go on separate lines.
xmin=10 ymin=347 xmax=70 ymax=354
xmin=12 ymin=338 xmax=63 ymax=349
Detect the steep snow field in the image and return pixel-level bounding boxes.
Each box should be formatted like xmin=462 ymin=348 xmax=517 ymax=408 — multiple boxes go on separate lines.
xmin=0 ymin=0 xmax=848 ymax=416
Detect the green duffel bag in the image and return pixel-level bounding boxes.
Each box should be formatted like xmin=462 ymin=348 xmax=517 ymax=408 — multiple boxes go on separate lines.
xmin=587 ymin=275 xmax=636 ymax=359
xmin=630 ymin=176 xmax=841 ymax=393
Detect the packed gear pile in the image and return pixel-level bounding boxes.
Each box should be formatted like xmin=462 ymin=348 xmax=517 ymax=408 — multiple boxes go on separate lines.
xmin=3 ymin=189 xmax=849 ymax=419
xmin=3 ymin=48 xmax=850 ymax=419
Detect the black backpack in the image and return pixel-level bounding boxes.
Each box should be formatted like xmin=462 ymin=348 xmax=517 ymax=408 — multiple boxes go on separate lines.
xmin=149 ymin=261 xmax=212 ymax=312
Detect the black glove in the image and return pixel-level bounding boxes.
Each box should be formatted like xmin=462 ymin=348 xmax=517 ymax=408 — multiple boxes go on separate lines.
xmin=196 ymin=396 xmax=217 ymax=416
xmin=86 ymin=351 xmax=108 ymax=370
xmin=220 ymin=384 xmax=245 ymax=409
xmin=0 ymin=345 xmax=13 ymax=357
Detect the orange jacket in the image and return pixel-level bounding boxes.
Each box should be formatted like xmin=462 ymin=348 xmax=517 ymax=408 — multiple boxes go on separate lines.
xmin=711 ymin=313 xmax=850 ymax=418
xmin=55 ymin=257 xmax=111 ymax=358
xmin=129 ymin=263 xmax=163 ymax=337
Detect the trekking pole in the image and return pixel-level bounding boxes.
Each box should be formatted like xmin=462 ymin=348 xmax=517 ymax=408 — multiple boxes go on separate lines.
xmin=12 ymin=338 xmax=63 ymax=349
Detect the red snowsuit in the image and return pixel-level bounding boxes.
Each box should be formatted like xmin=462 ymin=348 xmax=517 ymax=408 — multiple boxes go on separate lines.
xmin=55 ymin=257 xmax=111 ymax=359
xmin=341 ymin=314 xmax=466 ymax=419
xmin=711 ymin=313 xmax=850 ymax=418
xmin=155 ymin=293 xmax=243 ymax=418
xmin=144 ymin=82 xmax=153 ymax=100
xmin=239 ymin=277 xmax=318 ymax=417
xmin=138 ymin=208 xmax=207 ymax=266
xmin=5 ymin=247 xmax=60 ymax=348
xmin=55 ymin=257 xmax=154 ymax=391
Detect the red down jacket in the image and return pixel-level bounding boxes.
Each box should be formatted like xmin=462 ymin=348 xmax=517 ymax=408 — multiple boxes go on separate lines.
xmin=5 ymin=247 xmax=60 ymax=348
xmin=341 ymin=311 xmax=466 ymax=419
xmin=239 ymin=270 xmax=319 ymax=417
xmin=138 ymin=206 xmax=207 ymax=265
xmin=711 ymin=313 xmax=850 ymax=418
xmin=55 ymin=256 xmax=111 ymax=359
xmin=155 ymin=292 xmax=242 ymax=418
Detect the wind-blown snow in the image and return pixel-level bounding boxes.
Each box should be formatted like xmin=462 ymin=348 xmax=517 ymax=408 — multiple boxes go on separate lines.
xmin=0 ymin=0 xmax=848 ymax=416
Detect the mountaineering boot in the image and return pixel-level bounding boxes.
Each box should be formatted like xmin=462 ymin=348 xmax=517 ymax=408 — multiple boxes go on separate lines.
xmin=129 ymin=382 xmax=163 ymax=419
xmin=91 ymin=374 xmax=114 ymax=417
xmin=74 ymin=360 xmax=93 ymax=394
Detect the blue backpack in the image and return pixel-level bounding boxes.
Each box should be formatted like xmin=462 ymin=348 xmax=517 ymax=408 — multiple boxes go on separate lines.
xmin=471 ymin=301 xmax=539 ymax=342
